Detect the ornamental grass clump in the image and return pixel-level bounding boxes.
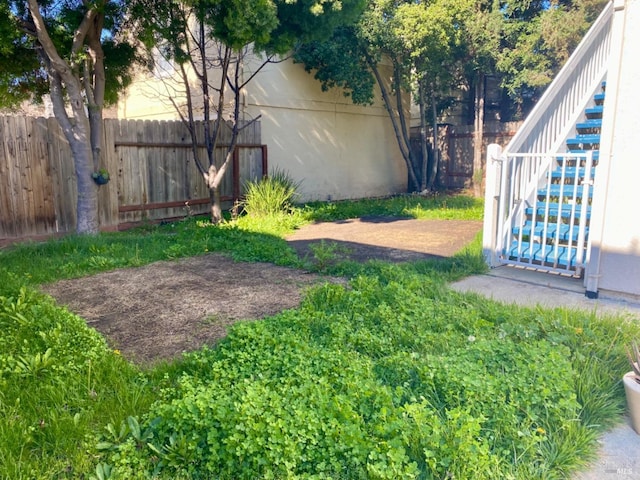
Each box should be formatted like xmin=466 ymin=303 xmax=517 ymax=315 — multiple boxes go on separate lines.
xmin=242 ymin=168 xmax=301 ymax=217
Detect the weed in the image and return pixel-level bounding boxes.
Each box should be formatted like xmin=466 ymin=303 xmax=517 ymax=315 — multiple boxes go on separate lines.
xmin=306 ymin=240 xmax=353 ymax=272
xmin=0 ymin=194 xmax=637 ymax=478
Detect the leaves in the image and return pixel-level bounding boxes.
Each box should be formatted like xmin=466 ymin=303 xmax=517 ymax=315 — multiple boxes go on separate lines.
xmin=0 ymin=0 xmax=135 ymax=109
xmin=95 ymin=271 xmax=629 ymax=478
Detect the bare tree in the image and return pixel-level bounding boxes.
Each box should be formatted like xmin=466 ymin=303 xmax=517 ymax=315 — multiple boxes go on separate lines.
xmin=133 ymin=0 xmax=364 ymax=222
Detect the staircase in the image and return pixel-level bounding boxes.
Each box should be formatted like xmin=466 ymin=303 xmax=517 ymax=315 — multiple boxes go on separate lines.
xmin=483 ymin=2 xmax=613 ymax=278
xmin=505 ymin=83 xmax=605 ymax=274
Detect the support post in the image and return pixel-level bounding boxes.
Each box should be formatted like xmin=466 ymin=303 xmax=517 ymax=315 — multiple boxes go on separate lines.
xmin=483 ymin=144 xmax=503 ymax=267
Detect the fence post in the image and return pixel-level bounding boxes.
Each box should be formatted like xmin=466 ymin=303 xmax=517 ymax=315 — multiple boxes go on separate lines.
xmin=482 ymin=143 xmax=503 ymax=267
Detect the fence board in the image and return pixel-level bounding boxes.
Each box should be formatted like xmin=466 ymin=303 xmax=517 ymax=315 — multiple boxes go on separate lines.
xmin=1 ymin=116 xmax=266 ymax=244
xmin=0 ymin=117 xmax=16 ymax=236
xmin=9 ymin=117 xmax=28 ymax=235
xmin=99 ymin=119 xmax=119 ymax=228
xmin=410 ymin=122 xmax=521 ymax=189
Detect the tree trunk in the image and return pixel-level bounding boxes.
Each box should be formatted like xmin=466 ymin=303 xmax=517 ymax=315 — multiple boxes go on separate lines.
xmin=207 ymin=148 xmax=234 ymax=224
xmin=72 ymin=139 xmax=100 ymax=234
xmin=210 ymin=187 xmax=222 ymax=224
xmin=418 ymin=85 xmax=428 ymax=192
xmin=366 ymin=55 xmax=420 ymax=191
xmin=27 ymin=0 xmax=102 ymax=234
xmin=473 ymin=73 xmax=485 ymax=197
xmin=86 ymin=14 xmax=106 ymax=172
xmin=428 ymin=95 xmax=439 ymax=190
xmin=50 ymin=84 xmax=99 ymax=234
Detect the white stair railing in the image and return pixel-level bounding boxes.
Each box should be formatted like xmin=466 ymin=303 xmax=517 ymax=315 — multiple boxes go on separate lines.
xmin=488 ymin=152 xmax=594 ymax=274
xmin=483 ymin=2 xmax=613 ymax=271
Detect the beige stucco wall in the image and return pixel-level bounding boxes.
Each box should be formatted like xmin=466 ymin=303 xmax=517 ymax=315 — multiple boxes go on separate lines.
xmin=586 ymin=0 xmax=640 ymax=297
xmin=118 ymin=54 xmax=407 ymax=202
xmin=243 ymin=57 xmax=407 ymax=202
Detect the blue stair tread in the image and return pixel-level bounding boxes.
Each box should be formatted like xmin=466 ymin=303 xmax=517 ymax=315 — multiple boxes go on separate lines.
xmin=507 ymin=242 xmax=583 ymax=267
xmin=538 ymin=185 xmax=592 ymax=198
xmin=525 ymin=203 xmax=591 ymax=219
xmin=572 ymin=133 xmax=600 ymax=141
xmin=566 ymin=134 xmax=600 ymax=145
xmin=576 ymin=119 xmax=602 ymax=132
xmin=514 ymin=222 xmax=587 ymax=242
xmin=594 ymin=92 xmax=605 ymax=105
xmin=585 ymin=105 xmax=604 ymax=118
xmin=550 ymin=167 xmax=596 ymax=179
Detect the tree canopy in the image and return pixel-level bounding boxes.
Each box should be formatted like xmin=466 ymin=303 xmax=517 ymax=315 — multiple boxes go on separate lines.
xmin=295 ymin=0 xmax=608 ymax=192
xmin=295 ymin=0 xmax=475 ymax=190
xmin=0 ymin=0 xmax=137 ymax=233
xmin=0 ymin=0 xmax=135 ymax=110
xmin=497 ymin=0 xmax=608 ymax=104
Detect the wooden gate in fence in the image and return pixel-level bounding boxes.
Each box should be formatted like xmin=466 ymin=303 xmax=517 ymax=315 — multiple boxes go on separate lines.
xmin=0 ymin=116 xmax=266 ymax=244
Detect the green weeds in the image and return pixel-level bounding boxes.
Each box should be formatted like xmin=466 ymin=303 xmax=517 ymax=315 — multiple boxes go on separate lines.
xmin=94 ymin=273 xmax=640 ymax=479
xmin=302 ymin=193 xmax=484 ymax=222
xmin=0 ymin=288 xmax=155 ymax=478
xmin=0 ymin=194 xmax=637 ymax=479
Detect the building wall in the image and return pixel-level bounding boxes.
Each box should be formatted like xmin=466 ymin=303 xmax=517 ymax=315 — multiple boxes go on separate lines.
xmin=119 ymin=55 xmax=407 ymax=202
xmin=243 ymin=57 xmax=407 ymax=202
xmin=587 ymin=0 xmax=640 ymax=297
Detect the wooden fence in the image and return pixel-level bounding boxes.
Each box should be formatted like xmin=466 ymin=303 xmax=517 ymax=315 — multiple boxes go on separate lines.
xmin=0 ymin=116 xmax=266 ymax=244
xmin=411 ymin=122 xmax=521 ymax=189
xmin=441 ymin=122 xmax=521 ymax=188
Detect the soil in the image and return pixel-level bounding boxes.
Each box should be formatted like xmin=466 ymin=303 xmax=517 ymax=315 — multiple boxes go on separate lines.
xmin=41 ymin=218 xmax=481 ymax=365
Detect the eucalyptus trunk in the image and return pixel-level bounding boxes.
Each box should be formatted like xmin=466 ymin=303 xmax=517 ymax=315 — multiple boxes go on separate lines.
xmin=428 ymin=94 xmax=439 ymax=190
xmin=473 ymin=72 xmax=485 ymax=197
xmin=27 ymin=0 xmax=105 ymax=234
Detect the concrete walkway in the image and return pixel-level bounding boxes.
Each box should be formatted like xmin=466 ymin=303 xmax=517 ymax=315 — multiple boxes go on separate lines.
xmin=451 ymin=266 xmax=640 ymax=479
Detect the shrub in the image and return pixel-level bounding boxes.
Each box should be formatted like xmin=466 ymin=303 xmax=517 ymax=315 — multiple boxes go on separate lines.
xmin=242 ymin=168 xmax=301 ymax=217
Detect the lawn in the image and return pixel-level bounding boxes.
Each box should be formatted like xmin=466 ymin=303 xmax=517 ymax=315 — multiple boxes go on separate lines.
xmin=0 ymin=193 xmax=638 ymax=479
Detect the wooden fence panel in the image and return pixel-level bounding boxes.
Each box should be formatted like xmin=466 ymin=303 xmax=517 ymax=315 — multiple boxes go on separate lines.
xmin=239 ymin=146 xmax=267 ymax=196
xmin=410 ymin=122 xmax=521 ymax=189
xmin=1 ymin=116 xmax=266 ymax=244
xmin=0 ymin=117 xmax=58 ymax=237
xmin=47 ymin=116 xmax=76 ymax=233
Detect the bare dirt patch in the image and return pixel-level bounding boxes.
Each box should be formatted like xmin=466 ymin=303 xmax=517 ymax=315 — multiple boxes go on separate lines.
xmin=41 ymin=218 xmax=481 ymax=365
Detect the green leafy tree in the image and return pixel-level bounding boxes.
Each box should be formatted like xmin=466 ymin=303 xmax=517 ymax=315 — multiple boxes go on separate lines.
xmin=296 ymin=0 xmax=473 ymax=192
xmin=0 ymin=0 xmax=136 ymax=234
xmin=132 ymin=0 xmax=365 ymax=223
xmin=297 ymin=0 xmax=607 ymax=195
xmin=393 ymin=0 xmax=473 ymax=190
xmin=460 ymin=0 xmax=606 ymax=196
xmin=489 ymin=0 xmax=607 ymax=118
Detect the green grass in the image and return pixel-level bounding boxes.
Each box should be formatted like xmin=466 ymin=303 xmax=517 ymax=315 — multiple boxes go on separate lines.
xmin=0 ymin=194 xmax=637 ymax=479
xmin=301 ymin=193 xmax=484 ymax=222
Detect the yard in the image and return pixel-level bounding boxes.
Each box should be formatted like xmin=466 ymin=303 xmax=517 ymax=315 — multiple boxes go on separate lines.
xmin=0 ymin=194 xmax=638 ymax=479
